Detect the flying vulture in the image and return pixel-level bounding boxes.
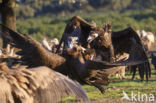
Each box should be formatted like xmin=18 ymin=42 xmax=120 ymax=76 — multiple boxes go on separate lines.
xmin=0 ymin=23 xmax=147 ymax=93
xmin=0 ymin=64 xmax=90 ymax=103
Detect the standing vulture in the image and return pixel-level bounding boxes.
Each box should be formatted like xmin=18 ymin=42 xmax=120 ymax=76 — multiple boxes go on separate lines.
xmin=0 ymin=64 xmax=90 ymax=103
xmin=0 ymin=24 xmax=147 ymax=93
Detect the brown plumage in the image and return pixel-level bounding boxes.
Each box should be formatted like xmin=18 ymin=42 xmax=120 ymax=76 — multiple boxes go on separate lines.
xmin=61 ymin=45 xmax=146 ymax=93
xmin=88 ymin=25 xmax=114 ymax=62
xmin=56 ymin=16 xmax=96 ymax=53
xmin=0 ymin=23 xmax=147 ymax=94
xmin=112 ymin=27 xmax=151 ymax=81
xmin=0 ymin=64 xmax=90 ymax=103
xmin=0 ymin=25 xmax=66 ymax=69
xmin=88 ymin=24 xmax=151 ymax=81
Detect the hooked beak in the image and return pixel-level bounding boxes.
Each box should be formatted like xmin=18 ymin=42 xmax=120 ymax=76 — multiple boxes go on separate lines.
xmin=81 ymin=47 xmax=86 ymax=53
xmin=87 ymin=33 xmax=99 ymax=43
xmin=87 ymin=36 xmax=94 ymax=43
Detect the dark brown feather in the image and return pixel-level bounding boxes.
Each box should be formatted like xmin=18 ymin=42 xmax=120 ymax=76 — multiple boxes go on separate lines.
xmin=56 ymin=16 xmax=96 ymax=53
xmin=0 ymin=24 xmax=66 ymax=69
xmin=88 ymin=25 xmax=151 ymax=81
xmin=111 ymin=27 xmax=151 ymax=81
xmin=63 ymin=46 xmax=147 ymax=93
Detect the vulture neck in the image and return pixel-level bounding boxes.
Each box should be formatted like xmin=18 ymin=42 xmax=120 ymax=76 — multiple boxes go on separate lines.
xmin=63 ymin=52 xmax=86 ymax=82
xmin=37 ymin=44 xmax=66 ymax=69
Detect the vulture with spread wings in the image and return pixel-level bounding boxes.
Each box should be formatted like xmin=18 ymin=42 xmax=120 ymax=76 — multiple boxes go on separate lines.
xmin=87 ymin=24 xmax=151 ymax=81
xmin=56 ymin=16 xmax=96 ymax=53
xmin=56 ymin=16 xmax=151 ymax=81
xmin=0 ymin=23 xmax=147 ymax=93
xmin=0 ymin=64 xmax=90 ymax=103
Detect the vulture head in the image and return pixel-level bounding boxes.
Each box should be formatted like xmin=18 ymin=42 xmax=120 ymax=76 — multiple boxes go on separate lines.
xmin=67 ymin=36 xmax=79 ymax=49
xmin=88 ymin=24 xmax=112 ymax=47
xmin=65 ymin=45 xmax=85 ymax=60
xmin=87 ymin=24 xmax=114 ymax=62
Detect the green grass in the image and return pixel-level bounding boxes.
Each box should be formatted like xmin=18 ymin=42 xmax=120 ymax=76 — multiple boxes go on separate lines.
xmin=61 ymin=68 xmax=156 ymax=102
xmin=83 ymin=68 xmax=156 ymax=101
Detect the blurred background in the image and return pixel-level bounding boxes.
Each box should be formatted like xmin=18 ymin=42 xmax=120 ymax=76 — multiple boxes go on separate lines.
xmin=0 ymin=0 xmax=156 ymax=41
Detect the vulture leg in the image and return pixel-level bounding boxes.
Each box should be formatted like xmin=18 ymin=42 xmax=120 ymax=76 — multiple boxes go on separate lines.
xmin=131 ymin=65 xmax=137 ymax=80
xmin=145 ymin=62 xmax=151 ymax=81
xmin=138 ymin=64 xmax=144 ymax=81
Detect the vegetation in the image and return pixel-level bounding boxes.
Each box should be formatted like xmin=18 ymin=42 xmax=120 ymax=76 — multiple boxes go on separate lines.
xmin=0 ymin=1 xmax=155 ymax=102
xmin=16 ymin=7 xmax=156 ymax=41
xmin=16 ymin=0 xmax=156 ymax=18
xmin=85 ymin=68 xmax=156 ymax=100
xmin=62 ymin=67 xmax=156 ymax=102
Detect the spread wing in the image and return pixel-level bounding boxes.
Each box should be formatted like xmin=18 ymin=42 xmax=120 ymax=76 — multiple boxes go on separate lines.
xmin=0 ymin=66 xmax=90 ymax=103
xmin=56 ymin=16 xmax=96 ymax=53
xmin=0 ymin=24 xmax=65 ymax=69
xmin=85 ymin=59 xmax=148 ymax=70
xmin=111 ymin=27 xmax=151 ymax=80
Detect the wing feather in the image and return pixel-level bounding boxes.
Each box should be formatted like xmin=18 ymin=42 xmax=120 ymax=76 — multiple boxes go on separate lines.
xmin=57 ymin=16 xmax=96 ymax=53
xmin=0 ymin=24 xmax=66 ymax=69
xmin=112 ymin=27 xmax=151 ymax=80
xmin=0 ymin=66 xmax=90 ymax=103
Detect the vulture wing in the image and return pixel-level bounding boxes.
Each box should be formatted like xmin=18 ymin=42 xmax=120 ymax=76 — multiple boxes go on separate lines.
xmin=85 ymin=59 xmax=148 ymax=70
xmin=0 ymin=24 xmax=65 ymax=68
xmin=111 ymin=27 xmax=151 ymax=80
xmin=56 ymin=16 xmax=96 ymax=53
xmin=0 ymin=65 xmax=89 ymax=103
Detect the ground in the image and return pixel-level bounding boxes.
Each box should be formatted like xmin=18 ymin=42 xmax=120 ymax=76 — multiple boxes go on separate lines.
xmin=86 ymin=67 xmax=156 ymax=103
xmin=62 ymin=66 xmax=156 ymax=103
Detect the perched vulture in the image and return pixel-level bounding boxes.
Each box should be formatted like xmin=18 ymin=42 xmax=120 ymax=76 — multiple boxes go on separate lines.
xmin=0 ymin=24 xmax=147 ymax=93
xmin=87 ymin=24 xmax=151 ymax=81
xmin=0 ymin=64 xmax=90 ymax=103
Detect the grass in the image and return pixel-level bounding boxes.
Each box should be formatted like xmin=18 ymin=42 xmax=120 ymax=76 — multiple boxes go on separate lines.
xmin=84 ymin=68 xmax=156 ymax=101
xmin=62 ymin=68 xmax=156 ymax=102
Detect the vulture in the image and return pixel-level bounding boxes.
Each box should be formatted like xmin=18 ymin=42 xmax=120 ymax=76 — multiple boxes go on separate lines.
xmin=56 ymin=16 xmax=96 ymax=53
xmin=0 ymin=23 xmax=147 ymax=94
xmin=56 ymin=16 xmax=151 ymax=81
xmin=0 ymin=64 xmax=90 ymax=103
xmin=87 ymin=24 xmax=151 ymax=81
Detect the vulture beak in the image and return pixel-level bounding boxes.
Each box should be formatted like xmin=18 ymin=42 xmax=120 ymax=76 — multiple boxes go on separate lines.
xmin=67 ymin=41 xmax=74 ymax=49
xmin=81 ymin=47 xmax=86 ymax=53
xmin=67 ymin=37 xmax=78 ymax=49
xmin=87 ymin=33 xmax=99 ymax=43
